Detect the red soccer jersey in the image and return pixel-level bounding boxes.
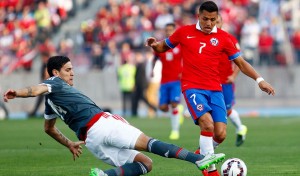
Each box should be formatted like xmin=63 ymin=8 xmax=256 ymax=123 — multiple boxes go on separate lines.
xmin=155 ymin=45 xmax=182 ymax=84
xmin=166 ymin=23 xmax=241 ymax=91
xmin=219 ymin=34 xmax=240 ymax=84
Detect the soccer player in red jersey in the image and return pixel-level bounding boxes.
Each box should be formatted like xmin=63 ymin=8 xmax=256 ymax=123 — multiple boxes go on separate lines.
xmin=216 ymin=15 xmax=248 ymax=147
xmin=146 ymin=1 xmax=275 ymax=175
xmin=154 ymin=23 xmax=183 ymax=140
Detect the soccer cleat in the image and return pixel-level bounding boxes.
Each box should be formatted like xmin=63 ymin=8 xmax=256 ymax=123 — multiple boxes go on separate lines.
xmin=169 ymin=130 xmax=179 ymax=140
xmin=208 ymin=169 xmax=220 ymax=176
xmin=236 ymin=125 xmax=248 ymax=147
xmin=195 ymin=153 xmax=225 ymax=171
xmin=89 ymin=168 xmax=108 ymax=176
xmin=194 ymin=148 xmax=208 ymax=175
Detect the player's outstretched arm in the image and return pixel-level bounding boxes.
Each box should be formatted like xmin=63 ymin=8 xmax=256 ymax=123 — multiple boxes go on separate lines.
xmin=44 ymin=118 xmax=84 ymax=161
xmin=146 ymin=37 xmax=170 ymax=53
xmin=3 ymin=84 xmax=49 ymax=102
xmin=233 ymin=57 xmax=275 ymax=96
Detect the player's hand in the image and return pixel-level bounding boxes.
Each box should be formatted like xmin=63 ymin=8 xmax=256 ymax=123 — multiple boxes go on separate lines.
xmin=145 ymin=37 xmax=157 ymax=47
xmin=69 ymin=141 xmax=85 ymax=161
xmin=258 ymin=81 xmax=275 ymax=96
xmin=3 ymin=89 xmax=17 ymax=102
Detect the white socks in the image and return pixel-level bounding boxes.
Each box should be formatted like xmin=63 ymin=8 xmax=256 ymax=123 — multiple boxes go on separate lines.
xmin=200 ymin=132 xmax=215 ymax=171
xmin=229 ymin=109 xmax=243 ymax=133
xmin=170 ymin=107 xmax=180 ymax=132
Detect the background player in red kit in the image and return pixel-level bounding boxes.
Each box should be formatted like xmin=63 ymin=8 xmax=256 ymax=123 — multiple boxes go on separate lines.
xmin=146 ymin=1 xmax=275 ymax=175
xmin=153 ymin=23 xmax=183 ymax=140
xmin=216 ymin=15 xmax=248 ymax=147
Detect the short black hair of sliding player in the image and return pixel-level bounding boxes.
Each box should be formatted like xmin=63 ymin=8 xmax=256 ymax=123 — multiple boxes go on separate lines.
xmin=199 ymin=1 xmax=219 ymax=13
xmin=47 ymin=56 xmax=70 ymax=77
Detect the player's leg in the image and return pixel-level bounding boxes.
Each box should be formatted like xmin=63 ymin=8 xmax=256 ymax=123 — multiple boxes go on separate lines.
xmin=183 ymin=90 xmax=214 ymax=155
xmin=135 ymin=133 xmax=225 ymax=171
xmin=87 ymin=113 xmax=152 ymax=176
xmin=178 ymin=103 xmax=185 ymax=125
xmin=88 ymin=112 xmax=225 ymax=176
xmin=227 ymin=109 xmax=243 ymax=133
xmin=210 ymin=103 xmax=227 ymax=149
xmin=90 ymin=147 xmax=152 ymax=176
xmin=184 ymin=90 xmax=226 ymax=175
xmin=197 ymin=113 xmax=216 ymax=171
xmin=169 ymin=81 xmax=181 ymax=140
xmin=169 ymin=102 xmax=180 ymax=140
xmin=183 ymin=89 xmax=216 ymax=152
xmin=222 ymin=83 xmax=247 ymax=146
xmin=229 ymin=109 xmax=247 ymax=146
xmin=207 ymin=93 xmax=227 ymax=175
xmin=91 ymin=134 xmax=226 ymax=176
xmin=103 ymin=113 xmax=224 ymax=171
xmin=159 ymin=84 xmax=179 ymax=140
xmin=183 ymin=90 xmax=217 ymax=171
xmin=223 ymin=84 xmax=242 ymax=131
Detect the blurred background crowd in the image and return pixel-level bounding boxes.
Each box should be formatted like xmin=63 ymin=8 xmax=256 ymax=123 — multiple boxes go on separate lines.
xmin=79 ymin=0 xmax=300 ymax=69
xmin=0 ymin=0 xmax=300 ymax=75
xmin=1 ymin=0 xmax=300 ymax=118
xmin=0 ymin=0 xmax=86 ymax=74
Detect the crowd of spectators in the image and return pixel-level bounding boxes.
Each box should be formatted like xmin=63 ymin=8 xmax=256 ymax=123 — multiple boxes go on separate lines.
xmin=77 ymin=0 xmax=300 ymax=72
xmin=0 ymin=0 xmax=75 ymax=74
xmin=2 ymin=0 xmax=300 ymax=75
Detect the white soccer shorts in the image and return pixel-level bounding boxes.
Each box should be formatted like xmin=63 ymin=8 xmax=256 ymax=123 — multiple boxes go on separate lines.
xmin=85 ymin=113 xmax=142 ymax=166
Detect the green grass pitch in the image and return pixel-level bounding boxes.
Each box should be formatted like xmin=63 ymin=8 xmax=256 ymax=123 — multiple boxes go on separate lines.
xmin=0 ymin=116 xmax=299 ymax=176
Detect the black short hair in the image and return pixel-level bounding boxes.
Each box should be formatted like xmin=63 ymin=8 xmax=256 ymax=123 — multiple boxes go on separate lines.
xmin=47 ymin=56 xmax=70 ymax=77
xmin=199 ymin=1 xmax=219 ymax=13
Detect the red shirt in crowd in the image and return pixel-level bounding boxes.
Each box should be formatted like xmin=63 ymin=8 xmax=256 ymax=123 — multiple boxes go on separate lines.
xmin=292 ymin=30 xmax=300 ymax=50
xmin=258 ymin=29 xmax=274 ymax=54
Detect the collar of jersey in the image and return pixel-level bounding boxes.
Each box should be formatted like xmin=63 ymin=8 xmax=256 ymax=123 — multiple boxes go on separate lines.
xmin=196 ymin=21 xmax=217 ymax=34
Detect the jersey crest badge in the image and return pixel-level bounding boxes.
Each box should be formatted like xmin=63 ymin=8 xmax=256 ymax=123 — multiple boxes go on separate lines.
xmin=210 ymin=38 xmax=219 ymax=46
xmin=197 ymin=104 xmax=203 ymax=111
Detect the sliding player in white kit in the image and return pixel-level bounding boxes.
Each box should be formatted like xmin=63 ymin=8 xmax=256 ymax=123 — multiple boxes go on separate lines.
xmin=3 ymin=56 xmax=225 ymax=176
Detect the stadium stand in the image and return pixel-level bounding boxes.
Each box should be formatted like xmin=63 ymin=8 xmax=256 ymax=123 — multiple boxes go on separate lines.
xmin=0 ymin=0 xmax=81 ymax=74
xmin=74 ymin=0 xmax=300 ymax=71
xmin=1 ymin=0 xmax=300 ymax=117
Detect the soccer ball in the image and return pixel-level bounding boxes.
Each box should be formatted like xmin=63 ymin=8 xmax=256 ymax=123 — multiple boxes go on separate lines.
xmin=221 ymin=158 xmax=247 ymax=176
